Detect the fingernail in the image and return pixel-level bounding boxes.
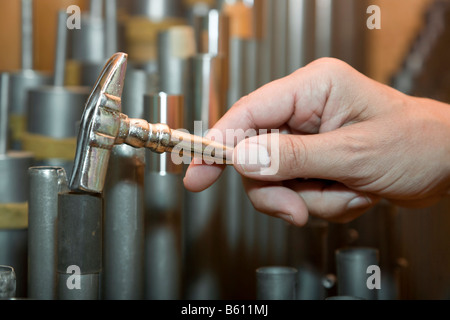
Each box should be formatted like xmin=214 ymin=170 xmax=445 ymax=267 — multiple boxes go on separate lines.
xmin=237 ymin=143 xmax=271 ymax=173
xmin=275 ymin=213 xmax=295 ymax=224
xmin=347 ymin=196 xmax=369 ymax=210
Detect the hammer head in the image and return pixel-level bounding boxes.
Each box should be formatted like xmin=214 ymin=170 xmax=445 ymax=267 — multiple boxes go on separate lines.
xmin=69 ymin=52 xmax=128 ymax=193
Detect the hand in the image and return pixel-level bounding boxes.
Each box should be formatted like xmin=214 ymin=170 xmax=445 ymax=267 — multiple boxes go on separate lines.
xmin=183 ymin=58 xmax=450 ymax=226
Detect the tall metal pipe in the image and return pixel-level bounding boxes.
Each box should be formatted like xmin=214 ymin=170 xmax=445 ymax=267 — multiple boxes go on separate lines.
xmin=256 ymin=266 xmax=298 ymax=300
xmin=129 ymin=0 xmax=185 ymax=20
xmin=144 ymin=93 xmax=184 ymax=300
xmin=0 ymin=73 xmax=34 ymax=298
xmin=102 ymin=145 xmax=146 ymax=300
xmin=288 ymin=218 xmax=329 ymax=300
xmin=315 ymin=0 xmax=334 ymax=58
xmin=157 ymin=26 xmax=196 ymax=131
xmin=9 ymin=0 xmax=52 ymax=150
xmin=21 ymin=0 xmax=33 ymax=71
xmin=0 ymin=73 xmax=9 ymax=155
xmin=24 ymin=10 xmax=89 ymax=176
xmin=270 ymin=0 xmax=288 ymax=79
xmin=286 ymin=0 xmax=316 ymax=73
xmin=183 ymin=54 xmax=226 ymax=300
xmin=105 ymin=0 xmax=119 ymax=58
xmin=335 ymin=247 xmax=379 ymax=300
xmin=28 ymin=167 xmax=69 ymax=300
xmin=57 ymin=192 xmax=103 ymax=300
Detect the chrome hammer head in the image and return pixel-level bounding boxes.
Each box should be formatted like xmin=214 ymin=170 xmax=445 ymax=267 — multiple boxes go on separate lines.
xmin=69 ymin=52 xmax=128 ymax=193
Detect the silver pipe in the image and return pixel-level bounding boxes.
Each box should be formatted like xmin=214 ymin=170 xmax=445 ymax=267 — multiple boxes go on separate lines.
xmin=193 ymin=9 xmax=230 ymax=57
xmin=287 ymin=0 xmax=316 ymax=73
xmin=222 ymin=3 xmax=248 ymax=297
xmin=271 ymin=0 xmax=288 ymax=79
xmin=102 ymin=145 xmax=145 ymax=300
xmin=122 ymin=67 xmax=159 ymax=119
xmin=28 ymin=167 xmax=69 ymax=300
xmin=9 ymin=0 xmax=52 ymax=150
xmin=258 ymin=0 xmax=273 ymax=86
xmin=129 ymin=0 xmax=184 ymax=20
xmin=21 ymin=0 xmax=33 ymax=70
xmin=0 ymin=232 xmax=27 ymax=298
xmin=0 ymin=265 xmax=16 ymax=299
xmin=105 ymin=0 xmax=118 ymax=57
xmin=90 ymin=0 xmax=103 ymax=20
xmin=25 ymin=86 xmax=89 ymax=176
xmin=288 ymin=218 xmax=329 ymax=300
xmin=144 ymin=93 xmax=184 ymax=300
xmin=0 ymin=73 xmax=9 ymax=155
xmin=0 ymin=72 xmax=34 ymax=297
xmin=183 ymin=55 xmax=227 ymax=299
xmin=256 ymin=266 xmax=298 ymax=300
xmin=157 ymin=26 xmax=196 ymax=131
xmin=57 ymin=192 xmax=103 ymax=300
xmin=54 ymin=11 xmax=69 ymax=87
xmin=315 ymin=0 xmax=334 ymax=58
xmin=335 ymin=247 xmax=379 ymax=300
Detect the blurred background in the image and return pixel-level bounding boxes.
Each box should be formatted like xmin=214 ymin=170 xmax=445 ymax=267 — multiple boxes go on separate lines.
xmin=0 ymin=0 xmax=449 ymax=300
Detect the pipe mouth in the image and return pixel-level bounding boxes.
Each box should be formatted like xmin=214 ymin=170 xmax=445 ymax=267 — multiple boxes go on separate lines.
xmin=0 ymin=265 xmax=15 ymax=274
xmin=335 ymin=247 xmax=379 ymax=260
xmin=256 ymin=266 xmax=298 ymax=275
xmin=28 ymin=166 xmax=65 ymax=172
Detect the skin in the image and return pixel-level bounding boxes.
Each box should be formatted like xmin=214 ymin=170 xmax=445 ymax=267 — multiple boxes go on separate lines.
xmin=183 ymin=58 xmax=450 ymax=227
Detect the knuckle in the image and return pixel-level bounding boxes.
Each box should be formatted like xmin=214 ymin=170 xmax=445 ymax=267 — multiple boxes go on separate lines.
xmin=280 ymin=135 xmax=307 ymax=177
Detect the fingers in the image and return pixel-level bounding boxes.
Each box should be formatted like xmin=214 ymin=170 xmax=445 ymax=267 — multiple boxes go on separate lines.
xmin=232 ymin=125 xmax=372 ymax=184
xmin=242 ymin=178 xmax=309 ymax=227
xmin=243 ymin=178 xmax=380 ymax=225
xmin=183 ymin=163 xmax=224 ymax=192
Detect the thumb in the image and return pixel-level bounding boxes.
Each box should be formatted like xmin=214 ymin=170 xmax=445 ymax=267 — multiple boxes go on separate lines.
xmin=233 ymin=130 xmax=361 ymax=182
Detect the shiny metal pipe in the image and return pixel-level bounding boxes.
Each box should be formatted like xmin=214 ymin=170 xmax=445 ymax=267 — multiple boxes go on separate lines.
xmin=157 ymin=26 xmax=196 ymax=131
xmin=221 ymin=2 xmax=249 ymax=298
xmin=102 ymin=145 xmax=145 ymax=300
xmin=286 ymin=0 xmax=316 ymax=73
xmin=105 ymin=0 xmax=119 ymax=58
xmin=9 ymin=0 xmax=52 ymax=150
xmin=26 ymin=87 xmax=88 ymax=139
xmin=335 ymin=247 xmax=379 ymax=300
xmin=288 ymin=218 xmax=329 ymax=300
xmin=25 ymin=86 xmax=89 ymax=176
xmin=28 ymin=167 xmax=69 ymax=300
xmin=192 ymin=9 xmax=230 ymax=98
xmin=122 ymin=67 xmax=159 ymax=119
xmin=271 ymin=0 xmax=288 ymax=79
xmin=21 ymin=0 xmax=33 ymax=70
xmin=8 ymin=71 xmax=52 ymax=121
xmin=57 ymin=192 xmax=103 ymax=300
xmin=258 ymin=0 xmax=273 ymax=86
xmin=144 ymin=93 xmax=184 ymax=300
xmin=0 ymin=73 xmax=9 ymax=155
xmin=0 ymin=231 xmax=28 ymax=298
xmin=256 ymin=266 xmax=298 ymax=300
xmin=315 ymin=0 xmax=334 ymax=58
xmin=193 ymin=9 xmax=230 ymax=57
xmin=54 ymin=11 xmax=69 ymax=87
xmin=183 ymin=53 xmax=229 ymax=299
xmin=129 ymin=0 xmax=184 ymax=20
xmin=71 ymin=11 xmax=105 ymax=64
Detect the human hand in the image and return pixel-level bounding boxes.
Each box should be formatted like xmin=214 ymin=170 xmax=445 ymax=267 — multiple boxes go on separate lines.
xmin=183 ymin=58 xmax=450 ymax=226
